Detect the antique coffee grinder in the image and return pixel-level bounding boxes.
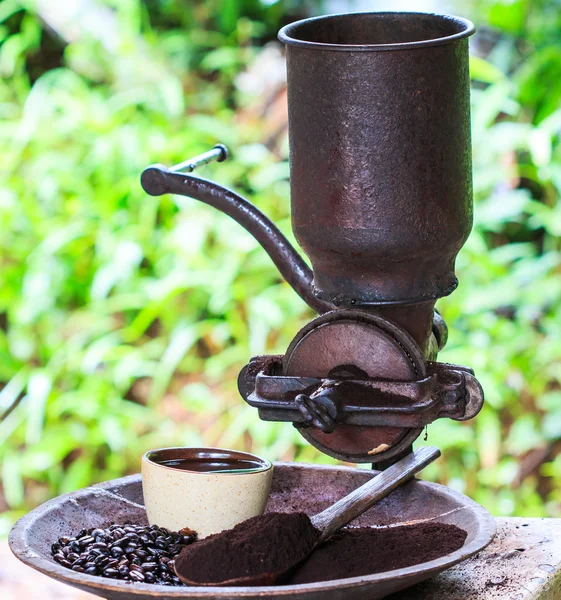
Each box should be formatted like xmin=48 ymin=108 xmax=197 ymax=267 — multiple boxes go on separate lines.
xmin=141 ymin=11 xmax=484 ymax=466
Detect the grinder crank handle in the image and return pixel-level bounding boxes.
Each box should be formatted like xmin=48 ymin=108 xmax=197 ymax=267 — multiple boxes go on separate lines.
xmin=141 ymin=145 xmax=333 ymax=315
xmin=140 ymin=145 xmax=449 ymax=350
xmin=311 ymin=446 xmax=441 ymax=543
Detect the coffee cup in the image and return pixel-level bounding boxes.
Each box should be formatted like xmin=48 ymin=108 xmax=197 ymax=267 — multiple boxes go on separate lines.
xmin=141 ymin=447 xmax=273 ymax=538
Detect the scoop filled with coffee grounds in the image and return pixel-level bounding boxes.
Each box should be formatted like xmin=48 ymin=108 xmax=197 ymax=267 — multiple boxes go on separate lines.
xmin=175 ymin=512 xmax=319 ymax=586
xmin=288 ymin=521 xmax=467 ymax=584
xmin=175 ymin=446 xmax=440 ymax=586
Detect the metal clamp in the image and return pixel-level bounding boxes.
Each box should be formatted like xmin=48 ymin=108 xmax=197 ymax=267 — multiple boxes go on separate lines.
xmin=239 ymin=356 xmax=484 ymax=432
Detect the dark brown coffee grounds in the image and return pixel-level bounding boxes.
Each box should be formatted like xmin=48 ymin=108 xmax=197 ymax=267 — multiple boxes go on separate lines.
xmin=287 ymin=521 xmax=467 ymax=584
xmin=174 ymin=512 xmax=320 ymax=585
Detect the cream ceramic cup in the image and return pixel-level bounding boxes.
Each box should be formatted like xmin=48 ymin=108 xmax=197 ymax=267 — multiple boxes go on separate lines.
xmin=141 ymin=447 xmax=273 ymax=538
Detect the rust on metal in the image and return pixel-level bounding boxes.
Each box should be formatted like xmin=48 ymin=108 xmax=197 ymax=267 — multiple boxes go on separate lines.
xmin=279 ymin=12 xmax=475 ymax=307
xmin=239 ymin=311 xmax=483 ymax=462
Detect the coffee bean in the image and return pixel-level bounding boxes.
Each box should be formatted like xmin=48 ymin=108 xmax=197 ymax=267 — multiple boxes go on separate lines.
xmin=67 ymin=552 xmax=80 ymax=563
xmin=85 ymin=566 xmax=98 ymax=576
xmin=91 ymin=542 xmax=108 ymax=552
xmin=95 ymin=555 xmax=109 ymax=567
xmin=130 ymin=570 xmax=145 ymax=582
xmin=72 ymin=565 xmax=85 ymax=573
xmin=78 ymin=536 xmax=95 ymax=546
xmin=91 ymin=528 xmax=104 ymax=538
xmin=103 ymin=568 xmax=119 ymax=578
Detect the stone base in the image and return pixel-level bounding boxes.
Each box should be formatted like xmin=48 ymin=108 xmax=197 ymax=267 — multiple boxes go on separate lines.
xmin=2 ymin=518 xmax=561 ymax=599
xmin=392 ymin=518 xmax=561 ymax=600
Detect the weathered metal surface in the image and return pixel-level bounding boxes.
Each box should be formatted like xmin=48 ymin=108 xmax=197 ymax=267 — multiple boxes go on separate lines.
xmin=279 ymin=12 xmax=475 ymax=307
xmin=282 ymin=309 xmax=425 ymax=463
xmin=239 ymin=311 xmax=483 ymax=463
xmin=243 ymin=358 xmax=483 ymax=430
xmin=141 ymin=157 xmax=446 ymax=353
xmin=9 ymin=463 xmax=495 ymax=600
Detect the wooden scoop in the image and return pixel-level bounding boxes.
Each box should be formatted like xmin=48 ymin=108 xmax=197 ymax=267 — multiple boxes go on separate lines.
xmin=310 ymin=445 xmax=440 ymax=543
xmin=176 ymin=446 xmax=441 ymax=587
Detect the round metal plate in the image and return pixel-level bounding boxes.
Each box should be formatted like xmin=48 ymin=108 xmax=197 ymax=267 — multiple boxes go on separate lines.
xmin=283 ymin=310 xmax=426 ymax=463
xmin=9 ymin=465 xmax=496 ymax=600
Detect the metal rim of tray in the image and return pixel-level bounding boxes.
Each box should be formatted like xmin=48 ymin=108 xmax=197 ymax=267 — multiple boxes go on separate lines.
xmin=9 ymin=462 xmax=496 ymax=597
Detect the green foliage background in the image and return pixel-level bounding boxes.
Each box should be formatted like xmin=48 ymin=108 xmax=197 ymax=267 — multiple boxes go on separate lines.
xmin=1 ymin=0 xmax=560 ymax=534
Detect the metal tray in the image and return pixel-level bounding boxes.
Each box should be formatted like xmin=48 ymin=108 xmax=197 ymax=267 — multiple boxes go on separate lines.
xmin=9 ymin=462 xmax=495 ymax=600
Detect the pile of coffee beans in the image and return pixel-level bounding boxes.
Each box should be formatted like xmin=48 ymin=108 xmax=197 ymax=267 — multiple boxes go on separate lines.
xmin=51 ymin=523 xmax=196 ymax=586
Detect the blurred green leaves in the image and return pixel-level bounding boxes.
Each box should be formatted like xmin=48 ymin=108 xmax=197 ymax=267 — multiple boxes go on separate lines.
xmin=0 ymin=0 xmax=320 ymax=531
xmin=431 ymin=0 xmax=561 ymax=516
xmin=0 ymin=0 xmax=561 ymax=532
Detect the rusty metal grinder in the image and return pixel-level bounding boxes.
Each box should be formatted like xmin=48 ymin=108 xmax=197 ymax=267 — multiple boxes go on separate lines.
xmin=141 ymin=11 xmax=483 ymax=464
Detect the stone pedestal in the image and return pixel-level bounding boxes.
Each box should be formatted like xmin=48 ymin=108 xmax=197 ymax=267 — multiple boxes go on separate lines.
xmin=393 ymin=518 xmax=561 ymax=600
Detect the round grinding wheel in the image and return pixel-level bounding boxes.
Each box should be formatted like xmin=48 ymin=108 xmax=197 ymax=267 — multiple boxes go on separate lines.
xmin=283 ymin=310 xmax=426 ymax=463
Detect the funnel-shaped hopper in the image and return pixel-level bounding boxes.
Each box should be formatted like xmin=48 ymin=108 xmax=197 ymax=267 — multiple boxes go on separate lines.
xmin=280 ymin=12 xmax=475 ymax=306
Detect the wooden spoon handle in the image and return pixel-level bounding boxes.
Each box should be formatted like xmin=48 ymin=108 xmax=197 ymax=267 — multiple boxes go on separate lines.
xmin=311 ymin=446 xmax=441 ymax=542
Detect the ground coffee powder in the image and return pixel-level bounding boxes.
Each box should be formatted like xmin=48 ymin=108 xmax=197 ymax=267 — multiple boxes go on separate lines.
xmin=287 ymin=521 xmax=467 ymax=584
xmin=174 ymin=512 xmax=320 ymax=585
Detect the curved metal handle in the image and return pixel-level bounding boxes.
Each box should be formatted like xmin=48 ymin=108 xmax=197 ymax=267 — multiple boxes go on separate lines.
xmin=140 ymin=145 xmax=452 ymax=346
xmin=141 ymin=146 xmax=333 ymax=315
